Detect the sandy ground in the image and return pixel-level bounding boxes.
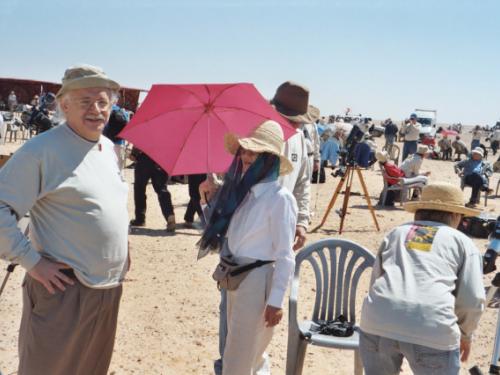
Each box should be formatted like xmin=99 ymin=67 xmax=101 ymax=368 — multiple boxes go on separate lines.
xmin=0 ymin=130 xmax=499 ymax=375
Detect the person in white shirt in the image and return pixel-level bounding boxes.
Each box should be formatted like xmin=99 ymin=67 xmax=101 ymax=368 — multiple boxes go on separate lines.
xmin=199 ymin=120 xmax=297 ymax=375
xmin=400 ymin=144 xmax=431 ymax=178
xmin=212 ymin=81 xmax=312 ymax=375
xmin=303 ymin=105 xmax=321 ymax=180
xmin=401 ymin=113 xmax=421 ymax=160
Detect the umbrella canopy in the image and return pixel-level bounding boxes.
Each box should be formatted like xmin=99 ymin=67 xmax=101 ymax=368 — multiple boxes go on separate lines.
xmin=119 ymin=83 xmax=296 ymax=175
xmin=441 ymin=129 xmax=458 ymax=137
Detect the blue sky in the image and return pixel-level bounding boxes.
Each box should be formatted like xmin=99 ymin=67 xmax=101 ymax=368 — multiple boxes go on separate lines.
xmin=1 ymin=0 xmax=499 ymax=124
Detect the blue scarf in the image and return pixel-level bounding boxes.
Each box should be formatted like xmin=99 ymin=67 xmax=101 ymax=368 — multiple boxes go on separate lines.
xmin=198 ymin=152 xmax=280 ymax=253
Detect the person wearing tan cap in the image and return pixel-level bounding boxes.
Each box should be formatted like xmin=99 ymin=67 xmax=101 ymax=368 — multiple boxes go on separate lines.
xmin=400 ymin=144 xmax=431 ymax=178
xmin=198 ymin=120 xmax=297 ymax=375
xmin=0 ymin=64 xmax=128 ymax=375
xmin=454 ymin=147 xmax=493 ymax=208
xmin=360 ymin=183 xmax=485 ymax=375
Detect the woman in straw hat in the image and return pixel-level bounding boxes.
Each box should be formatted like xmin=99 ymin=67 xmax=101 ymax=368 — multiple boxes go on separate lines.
xmin=359 ymin=182 xmax=485 ymax=375
xmin=198 ymin=120 xmax=297 ymax=375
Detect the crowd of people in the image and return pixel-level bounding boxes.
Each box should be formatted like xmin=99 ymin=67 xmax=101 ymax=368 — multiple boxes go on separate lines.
xmin=0 ymin=64 xmax=497 ymax=375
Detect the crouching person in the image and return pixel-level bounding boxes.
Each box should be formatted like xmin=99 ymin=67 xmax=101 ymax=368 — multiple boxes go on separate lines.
xmin=359 ymin=182 xmax=485 ymax=375
xmin=198 ymin=120 xmax=297 ymax=375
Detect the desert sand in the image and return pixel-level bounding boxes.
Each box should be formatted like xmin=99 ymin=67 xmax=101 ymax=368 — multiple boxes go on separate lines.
xmin=0 ymin=130 xmax=499 ymax=375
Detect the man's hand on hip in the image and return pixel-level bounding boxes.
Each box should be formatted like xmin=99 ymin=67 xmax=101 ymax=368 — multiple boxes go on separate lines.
xmin=28 ymin=258 xmax=74 ymax=294
xmin=293 ymin=225 xmax=307 ymax=251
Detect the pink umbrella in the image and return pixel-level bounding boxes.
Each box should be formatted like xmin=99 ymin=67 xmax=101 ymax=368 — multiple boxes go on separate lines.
xmin=119 ymin=83 xmax=296 ymax=175
xmin=441 ymin=129 xmax=458 ymax=137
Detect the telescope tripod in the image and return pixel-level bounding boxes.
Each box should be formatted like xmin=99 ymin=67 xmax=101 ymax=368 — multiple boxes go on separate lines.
xmin=311 ymin=165 xmax=380 ymax=234
xmin=470 ymin=272 xmax=500 ymax=375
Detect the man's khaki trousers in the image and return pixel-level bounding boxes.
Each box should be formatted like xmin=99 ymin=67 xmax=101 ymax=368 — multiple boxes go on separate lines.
xmin=18 ymin=274 xmax=122 ymax=375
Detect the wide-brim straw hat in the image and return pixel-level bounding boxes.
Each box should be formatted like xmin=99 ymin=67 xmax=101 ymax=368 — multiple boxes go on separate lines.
xmin=56 ymin=64 xmax=120 ymax=98
xmin=472 ymin=147 xmax=484 ymax=158
xmin=270 ymin=81 xmax=310 ymax=124
xmin=404 ymin=182 xmax=480 ymax=216
xmin=224 ymin=120 xmax=293 ymax=176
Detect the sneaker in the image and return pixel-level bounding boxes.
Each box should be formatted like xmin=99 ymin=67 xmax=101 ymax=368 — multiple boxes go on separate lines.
xmin=465 ymin=202 xmax=477 ymax=208
xmin=130 ymin=218 xmax=145 ymax=226
xmin=166 ymin=215 xmax=176 ymax=232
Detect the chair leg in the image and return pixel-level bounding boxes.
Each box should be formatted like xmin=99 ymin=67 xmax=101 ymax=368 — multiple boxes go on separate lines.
xmin=286 ymin=335 xmax=308 ymax=375
xmin=354 ymin=349 xmax=363 ymax=375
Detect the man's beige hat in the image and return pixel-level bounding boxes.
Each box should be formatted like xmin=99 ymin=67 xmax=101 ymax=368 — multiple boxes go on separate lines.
xmin=270 ymin=81 xmax=310 ymax=124
xmin=224 ymin=120 xmax=293 ymax=176
xmin=304 ymin=104 xmax=320 ymax=124
xmin=404 ymin=182 xmax=480 ymax=216
xmin=56 ymin=64 xmax=120 ymax=98
xmin=471 ymin=147 xmax=484 ymax=158
xmin=416 ymin=145 xmax=429 ymax=155
xmin=375 ymin=150 xmax=388 ymax=163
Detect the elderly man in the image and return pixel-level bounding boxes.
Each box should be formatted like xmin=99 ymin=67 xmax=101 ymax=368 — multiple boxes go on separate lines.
xmin=401 ymin=113 xmax=421 ymax=160
xmin=455 ymin=147 xmax=493 ymax=208
xmin=0 ymin=65 xmax=129 ymax=375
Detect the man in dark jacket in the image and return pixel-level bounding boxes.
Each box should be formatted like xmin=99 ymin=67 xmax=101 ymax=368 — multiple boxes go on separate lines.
xmin=383 ymin=119 xmax=398 ymax=149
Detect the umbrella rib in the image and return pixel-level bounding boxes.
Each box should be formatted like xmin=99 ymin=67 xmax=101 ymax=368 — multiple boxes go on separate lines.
xmin=215 ymin=106 xmax=282 ymax=121
xmin=170 ymin=111 xmax=207 ymax=174
xmin=130 ymin=106 xmax=202 ymax=127
xmin=172 ymin=85 xmax=207 ymax=105
xmin=209 ymin=83 xmax=239 ymax=104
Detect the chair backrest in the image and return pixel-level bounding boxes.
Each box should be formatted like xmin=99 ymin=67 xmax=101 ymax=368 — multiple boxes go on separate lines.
xmin=293 ymin=238 xmax=375 ymax=324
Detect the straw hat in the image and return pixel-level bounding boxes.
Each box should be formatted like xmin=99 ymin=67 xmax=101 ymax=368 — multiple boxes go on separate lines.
xmin=404 ymin=182 xmax=480 ymax=216
xmin=375 ymin=150 xmax=388 ymax=163
xmin=56 ymin=64 xmax=120 ymax=98
xmin=224 ymin=120 xmax=293 ymax=175
xmin=471 ymin=147 xmax=484 ymax=158
xmin=270 ymin=81 xmax=310 ymax=123
xmin=416 ymin=145 xmax=429 ymax=155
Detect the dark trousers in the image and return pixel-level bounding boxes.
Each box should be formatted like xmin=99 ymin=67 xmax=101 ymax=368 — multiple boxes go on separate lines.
xmin=133 ymin=156 xmax=174 ymax=222
xmin=311 ymin=161 xmax=327 ymax=184
xmin=402 ymin=140 xmax=417 ymax=161
xmin=464 ymin=173 xmax=488 ymax=204
xmin=442 ymin=148 xmax=452 ymax=160
xmin=184 ymin=174 xmax=206 ymax=222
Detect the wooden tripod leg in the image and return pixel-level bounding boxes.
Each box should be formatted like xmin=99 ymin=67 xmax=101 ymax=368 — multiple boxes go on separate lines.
xmin=338 ymin=167 xmax=354 ymax=234
xmin=356 ymin=167 xmax=380 ymax=231
xmin=311 ymin=172 xmax=346 ymax=232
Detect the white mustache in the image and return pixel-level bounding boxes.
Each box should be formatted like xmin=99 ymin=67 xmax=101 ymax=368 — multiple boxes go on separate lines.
xmin=85 ymin=116 xmax=106 ymax=121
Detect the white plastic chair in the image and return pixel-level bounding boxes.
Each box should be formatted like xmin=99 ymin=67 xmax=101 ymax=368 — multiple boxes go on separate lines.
xmin=286 ymin=239 xmax=375 ymax=375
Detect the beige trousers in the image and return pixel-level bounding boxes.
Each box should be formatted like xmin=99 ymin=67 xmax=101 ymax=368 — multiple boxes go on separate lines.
xmin=223 ymin=263 xmax=275 ymax=375
xmin=18 ymin=274 xmax=122 ymax=375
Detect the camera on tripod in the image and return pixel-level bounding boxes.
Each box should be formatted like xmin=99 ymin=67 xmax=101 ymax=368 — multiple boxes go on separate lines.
xmin=333 ymin=123 xmax=369 ymax=178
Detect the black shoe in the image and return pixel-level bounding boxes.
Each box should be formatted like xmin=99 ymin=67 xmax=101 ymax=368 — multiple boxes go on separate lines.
xmin=130 ymin=218 xmax=145 ymax=226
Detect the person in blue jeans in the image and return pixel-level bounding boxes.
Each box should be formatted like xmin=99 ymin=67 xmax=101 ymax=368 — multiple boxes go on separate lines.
xmin=359 ymin=183 xmax=485 ymax=375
